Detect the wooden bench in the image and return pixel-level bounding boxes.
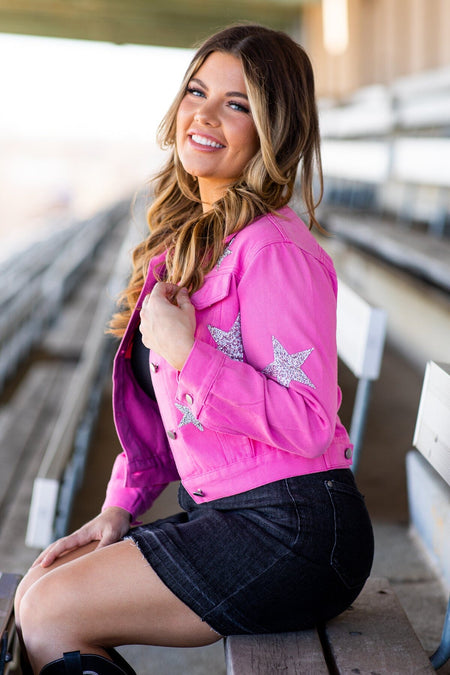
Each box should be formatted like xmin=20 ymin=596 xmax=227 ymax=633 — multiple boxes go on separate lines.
xmin=25 ymin=222 xmax=132 ymax=549
xmin=226 ymin=360 xmax=450 ymax=673
xmin=0 ymin=573 xmax=21 ymax=675
xmin=0 ymin=200 xmax=128 ymax=393
xmin=226 ymin=577 xmax=435 ymax=674
xmin=0 ymin=205 xmax=131 ymax=674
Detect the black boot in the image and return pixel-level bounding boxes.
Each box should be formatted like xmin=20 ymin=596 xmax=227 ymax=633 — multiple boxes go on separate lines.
xmin=40 ymin=650 xmax=135 ymax=674
xmin=106 ymin=649 xmax=137 ymax=675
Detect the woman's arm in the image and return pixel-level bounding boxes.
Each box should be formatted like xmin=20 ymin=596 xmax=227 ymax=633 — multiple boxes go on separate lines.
xmin=177 ymin=242 xmax=340 ymax=458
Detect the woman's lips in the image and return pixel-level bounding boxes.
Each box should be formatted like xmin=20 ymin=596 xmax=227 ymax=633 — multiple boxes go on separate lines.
xmin=189 ymin=132 xmax=225 ymax=149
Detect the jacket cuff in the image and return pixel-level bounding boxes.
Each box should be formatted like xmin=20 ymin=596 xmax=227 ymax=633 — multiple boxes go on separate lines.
xmin=177 ymin=339 xmax=226 ymax=417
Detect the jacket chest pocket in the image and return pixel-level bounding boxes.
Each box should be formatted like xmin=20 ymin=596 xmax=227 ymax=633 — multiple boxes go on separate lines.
xmin=191 ymin=272 xmax=238 ymax=341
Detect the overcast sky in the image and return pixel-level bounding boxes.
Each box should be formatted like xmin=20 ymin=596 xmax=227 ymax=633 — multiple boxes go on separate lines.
xmin=0 ymin=32 xmax=193 ymax=142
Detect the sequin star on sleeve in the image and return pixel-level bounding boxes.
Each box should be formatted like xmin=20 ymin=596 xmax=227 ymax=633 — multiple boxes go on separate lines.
xmin=175 ymin=404 xmax=204 ymax=431
xmin=262 ymin=337 xmax=316 ymax=389
xmin=208 ymin=313 xmax=244 ymax=362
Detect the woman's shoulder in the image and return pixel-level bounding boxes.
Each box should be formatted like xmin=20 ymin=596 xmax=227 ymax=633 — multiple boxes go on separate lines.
xmin=234 ymin=206 xmax=334 ymax=269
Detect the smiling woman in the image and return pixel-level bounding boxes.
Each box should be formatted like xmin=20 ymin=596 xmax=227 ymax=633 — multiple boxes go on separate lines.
xmin=15 ymin=23 xmax=374 ymax=675
xmin=176 ymin=52 xmax=259 ymax=206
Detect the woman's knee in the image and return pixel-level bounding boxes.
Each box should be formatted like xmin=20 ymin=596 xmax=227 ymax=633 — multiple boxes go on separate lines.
xmin=15 ymin=565 xmax=48 ymax=631
xmin=16 ymin=543 xmax=97 ymax=632
xmin=19 ymin=573 xmax=66 ymax=649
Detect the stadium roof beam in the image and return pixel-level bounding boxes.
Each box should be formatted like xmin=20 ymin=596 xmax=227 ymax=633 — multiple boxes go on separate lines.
xmin=0 ymin=0 xmax=316 ymax=48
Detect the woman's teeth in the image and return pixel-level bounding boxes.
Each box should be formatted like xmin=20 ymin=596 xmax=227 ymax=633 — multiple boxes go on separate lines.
xmin=191 ymin=134 xmax=224 ymax=148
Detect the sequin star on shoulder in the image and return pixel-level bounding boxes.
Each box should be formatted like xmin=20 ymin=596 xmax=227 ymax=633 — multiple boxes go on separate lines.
xmin=216 ymin=236 xmax=236 ymax=268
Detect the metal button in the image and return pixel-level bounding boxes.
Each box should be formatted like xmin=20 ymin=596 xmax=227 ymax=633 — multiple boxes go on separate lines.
xmin=167 ymin=430 xmax=177 ymax=440
xmin=344 ymin=448 xmax=353 ymax=459
xmin=193 ymin=489 xmax=204 ymax=497
xmin=185 ymin=393 xmax=194 ymax=405
xmin=150 ymin=362 xmax=159 ymax=373
xmin=326 ymin=480 xmax=333 ymax=488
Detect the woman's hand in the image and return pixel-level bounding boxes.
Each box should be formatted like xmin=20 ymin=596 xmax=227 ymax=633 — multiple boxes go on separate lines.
xmin=139 ymin=282 xmax=196 ymax=371
xmin=31 ymin=507 xmax=132 ymax=569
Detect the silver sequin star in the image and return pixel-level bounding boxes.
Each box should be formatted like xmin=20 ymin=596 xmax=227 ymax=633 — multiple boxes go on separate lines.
xmin=216 ymin=237 xmax=235 ymax=268
xmin=175 ymin=404 xmax=204 ymax=431
xmin=262 ymin=337 xmax=316 ymax=389
xmin=208 ymin=313 xmax=243 ymax=361
xmin=216 ymin=246 xmax=232 ymax=268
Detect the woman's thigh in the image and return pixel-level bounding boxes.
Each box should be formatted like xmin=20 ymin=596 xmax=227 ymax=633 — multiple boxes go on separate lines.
xmin=19 ymin=540 xmax=220 ymax=653
xmin=15 ymin=541 xmax=98 ymax=628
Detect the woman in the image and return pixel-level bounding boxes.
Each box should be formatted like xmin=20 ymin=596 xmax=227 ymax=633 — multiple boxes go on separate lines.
xmin=15 ymin=24 xmax=374 ymax=674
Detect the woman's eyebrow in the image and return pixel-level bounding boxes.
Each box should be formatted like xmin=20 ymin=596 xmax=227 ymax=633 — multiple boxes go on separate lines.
xmin=226 ymin=91 xmax=249 ymax=100
xmin=189 ymin=77 xmax=249 ymax=100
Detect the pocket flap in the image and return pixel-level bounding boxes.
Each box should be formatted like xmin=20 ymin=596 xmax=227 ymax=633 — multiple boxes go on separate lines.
xmin=191 ymin=273 xmax=232 ymax=310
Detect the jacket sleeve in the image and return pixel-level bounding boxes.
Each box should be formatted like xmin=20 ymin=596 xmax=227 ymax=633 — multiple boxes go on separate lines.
xmin=177 ymin=241 xmax=340 ymax=459
xmin=102 ymin=451 xmax=173 ymax=521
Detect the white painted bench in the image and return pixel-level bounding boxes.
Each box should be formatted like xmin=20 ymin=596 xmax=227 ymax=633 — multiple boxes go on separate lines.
xmin=406 ymin=361 xmax=450 ymax=670
xmin=226 ymin=360 xmax=450 ymax=673
xmin=336 ymin=280 xmax=387 ymax=472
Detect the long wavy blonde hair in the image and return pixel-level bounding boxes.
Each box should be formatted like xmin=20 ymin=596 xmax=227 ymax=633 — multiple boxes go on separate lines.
xmin=109 ymin=24 xmax=323 ymax=336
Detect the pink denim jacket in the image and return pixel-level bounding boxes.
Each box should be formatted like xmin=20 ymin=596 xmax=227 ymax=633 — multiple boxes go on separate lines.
xmin=103 ymin=206 xmax=353 ymax=519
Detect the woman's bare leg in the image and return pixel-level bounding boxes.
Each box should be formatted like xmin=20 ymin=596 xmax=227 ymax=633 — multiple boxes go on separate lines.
xmin=15 ymin=541 xmax=99 ymax=673
xmin=18 ymin=539 xmax=221 ymax=673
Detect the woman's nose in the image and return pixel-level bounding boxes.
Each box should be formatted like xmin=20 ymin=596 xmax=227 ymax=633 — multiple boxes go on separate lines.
xmin=193 ymin=99 xmax=220 ymax=126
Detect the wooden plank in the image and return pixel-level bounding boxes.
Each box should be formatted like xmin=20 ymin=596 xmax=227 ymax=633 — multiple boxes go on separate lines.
xmin=413 ymin=361 xmax=450 ymax=485
xmin=336 ymin=281 xmax=387 ymax=380
xmin=41 ymin=281 xmax=103 ymax=358
xmin=37 ymin=231 xmax=130 ymax=484
xmin=329 ymin=216 xmax=450 ymax=293
xmin=0 ymin=573 xmax=21 ymax=638
xmin=0 ymin=362 xmax=75 ymax=520
xmin=0 ymin=364 xmax=75 ymax=573
xmin=225 ymin=630 xmax=328 ymax=674
xmin=42 ymin=216 xmax=127 ymax=358
xmin=322 ymin=578 xmax=434 ymax=674
xmin=0 ymin=573 xmax=22 ymax=675
xmin=26 ymin=225 xmax=132 ymax=549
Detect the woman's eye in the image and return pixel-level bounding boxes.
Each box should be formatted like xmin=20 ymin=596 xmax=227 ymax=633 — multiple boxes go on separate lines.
xmin=229 ymin=101 xmax=250 ymax=114
xmin=186 ymin=87 xmax=205 ymax=98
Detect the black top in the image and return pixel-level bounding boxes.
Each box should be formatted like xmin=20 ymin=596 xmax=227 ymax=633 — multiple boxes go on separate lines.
xmin=131 ymin=328 xmax=156 ymax=401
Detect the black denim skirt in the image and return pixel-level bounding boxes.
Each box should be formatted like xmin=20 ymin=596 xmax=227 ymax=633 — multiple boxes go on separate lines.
xmin=127 ymin=469 xmax=374 ymax=636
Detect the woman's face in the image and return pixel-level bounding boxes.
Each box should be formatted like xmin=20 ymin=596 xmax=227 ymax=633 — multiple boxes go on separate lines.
xmin=176 ymin=51 xmax=260 ymax=209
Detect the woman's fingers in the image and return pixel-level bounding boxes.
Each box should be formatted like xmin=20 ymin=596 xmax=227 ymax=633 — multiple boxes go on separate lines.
xmin=31 ymin=508 xmax=132 ymax=568
xmin=32 ymin=531 xmax=89 ymax=568
xmin=139 ymin=283 xmax=196 ymax=370
xmin=175 ymin=287 xmax=193 ymax=309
